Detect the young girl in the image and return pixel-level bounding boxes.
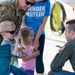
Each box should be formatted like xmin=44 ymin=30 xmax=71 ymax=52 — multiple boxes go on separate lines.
xmin=19 ymin=27 xmax=40 ymax=75
xmin=21 ymin=0 xmax=50 ymax=75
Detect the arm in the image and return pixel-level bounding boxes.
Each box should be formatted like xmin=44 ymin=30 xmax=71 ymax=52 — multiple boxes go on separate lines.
xmin=11 ymin=36 xmax=19 ymax=56
xmin=34 ymin=16 xmax=48 ymax=46
xmin=33 ymin=0 xmax=50 ymax=46
xmin=70 ymin=45 xmax=75 ymax=71
xmin=21 ymin=15 xmax=27 ymax=28
xmin=22 ymin=50 xmax=40 ymax=61
xmin=51 ymin=44 xmax=73 ymax=72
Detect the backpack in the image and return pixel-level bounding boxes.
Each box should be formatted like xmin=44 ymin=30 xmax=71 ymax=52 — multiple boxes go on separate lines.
xmin=0 ymin=44 xmax=11 ymax=75
xmin=50 ymin=2 xmax=66 ymax=35
xmin=0 ymin=44 xmax=26 ymax=75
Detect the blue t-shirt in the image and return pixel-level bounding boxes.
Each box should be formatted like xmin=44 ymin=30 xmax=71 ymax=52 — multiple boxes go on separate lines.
xmin=24 ymin=0 xmax=50 ymax=35
xmin=1 ymin=40 xmax=14 ymax=52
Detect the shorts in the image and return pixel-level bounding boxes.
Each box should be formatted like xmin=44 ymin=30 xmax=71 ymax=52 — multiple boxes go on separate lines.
xmin=26 ymin=70 xmax=34 ymax=75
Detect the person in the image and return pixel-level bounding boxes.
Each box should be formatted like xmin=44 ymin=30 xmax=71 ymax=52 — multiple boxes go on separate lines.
xmin=19 ymin=27 xmax=40 ymax=75
xmin=48 ymin=19 xmax=75 ymax=75
xmin=21 ymin=0 xmax=50 ymax=75
xmin=0 ymin=21 xmax=19 ymax=67
xmin=0 ymin=0 xmax=34 ymax=43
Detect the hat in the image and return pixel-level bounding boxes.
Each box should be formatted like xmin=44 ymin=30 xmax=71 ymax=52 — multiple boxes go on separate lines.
xmin=0 ymin=21 xmax=16 ymax=32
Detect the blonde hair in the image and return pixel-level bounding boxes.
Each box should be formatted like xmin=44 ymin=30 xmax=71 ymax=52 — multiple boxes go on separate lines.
xmin=0 ymin=21 xmax=16 ymax=33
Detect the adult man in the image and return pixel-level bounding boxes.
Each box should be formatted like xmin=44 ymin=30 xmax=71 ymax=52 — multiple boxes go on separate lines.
xmin=0 ymin=0 xmax=34 ymax=43
xmin=0 ymin=0 xmax=34 ymax=28
xmin=48 ymin=19 xmax=75 ymax=75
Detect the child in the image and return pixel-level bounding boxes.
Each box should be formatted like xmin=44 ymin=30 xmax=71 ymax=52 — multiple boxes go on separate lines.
xmin=0 ymin=21 xmax=19 ymax=67
xmin=19 ymin=27 xmax=40 ymax=75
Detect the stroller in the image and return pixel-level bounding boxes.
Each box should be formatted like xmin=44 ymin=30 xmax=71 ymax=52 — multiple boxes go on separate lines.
xmin=0 ymin=44 xmax=26 ymax=75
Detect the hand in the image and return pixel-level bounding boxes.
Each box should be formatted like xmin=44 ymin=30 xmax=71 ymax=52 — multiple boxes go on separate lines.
xmin=33 ymin=39 xmax=39 ymax=48
xmin=18 ymin=47 xmax=25 ymax=51
xmin=33 ymin=50 xmax=40 ymax=57
xmin=33 ymin=45 xmax=38 ymax=52
xmin=56 ymin=45 xmax=65 ymax=50
xmin=14 ymin=34 xmax=20 ymax=42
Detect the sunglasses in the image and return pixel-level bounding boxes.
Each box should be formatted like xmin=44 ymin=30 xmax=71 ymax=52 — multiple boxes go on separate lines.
xmin=6 ymin=30 xmax=15 ymax=34
xmin=26 ymin=1 xmax=34 ymax=6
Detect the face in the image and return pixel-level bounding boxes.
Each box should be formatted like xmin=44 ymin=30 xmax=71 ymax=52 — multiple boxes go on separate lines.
xmin=18 ymin=0 xmax=34 ymax=11
xmin=4 ymin=30 xmax=15 ymax=40
xmin=27 ymin=30 xmax=34 ymax=44
xmin=65 ymin=25 xmax=72 ymax=41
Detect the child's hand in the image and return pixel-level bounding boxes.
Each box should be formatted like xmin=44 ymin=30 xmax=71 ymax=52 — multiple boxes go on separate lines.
xmin=19 ymin=47 xmax=25 ymax=51
xmin=33 ymin=50 xmax=40 ymax=57
xmin=33 ymin=45 xmax=38 ymax=52
xmin=14 ymin=35 xmax=19 ymax=42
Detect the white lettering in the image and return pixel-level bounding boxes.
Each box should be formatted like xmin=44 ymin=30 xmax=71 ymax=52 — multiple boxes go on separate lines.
xmin=28 ymin=6 xmax=45 ymax=12
xmin=26 ymin=6 xmax=45 ymax=17
xmin=26 ymin=12 xmax=45 ymax=17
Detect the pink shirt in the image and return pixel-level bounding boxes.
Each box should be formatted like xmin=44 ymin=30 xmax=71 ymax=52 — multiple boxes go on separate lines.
xmin=21 ymin=45 xmax=35 ymax=71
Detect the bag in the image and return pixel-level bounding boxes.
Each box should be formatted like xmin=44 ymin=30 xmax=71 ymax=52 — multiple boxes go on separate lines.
xmin=50 ymin=2 xmax=66 ymax=35
xmin=10 ymin=65 xmax=26 ymax=75
xmin=0 ymin=44 xmax=27 ymax=75
xmin=0 ymin=44 xmax=11 ymax=75
xmin=6 ymin=65 xmax=27 ymax=75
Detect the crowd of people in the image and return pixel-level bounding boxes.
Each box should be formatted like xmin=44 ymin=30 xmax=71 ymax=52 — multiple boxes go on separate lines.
xmin=0 ymin=0 xmax=75 ymax=75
